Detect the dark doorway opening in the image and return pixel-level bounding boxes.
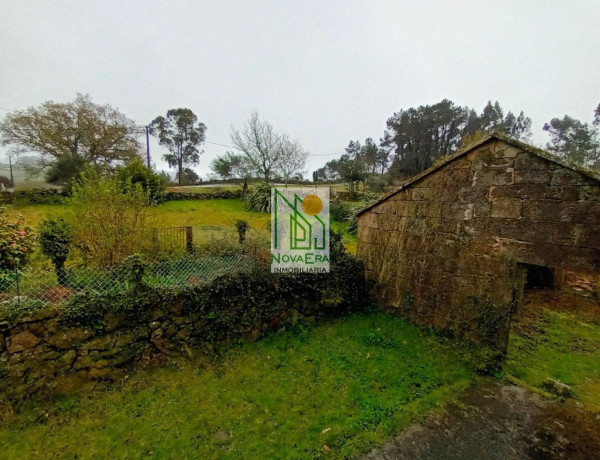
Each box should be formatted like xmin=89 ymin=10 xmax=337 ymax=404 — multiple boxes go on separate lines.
xmin=522 ymin=263 xmax=555 ymax=292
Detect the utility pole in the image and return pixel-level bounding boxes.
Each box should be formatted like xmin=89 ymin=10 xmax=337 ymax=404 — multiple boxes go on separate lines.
xmin=8 ymin=154 xmax=14 ymax=187
xmin=145 ymin=126 xmax=151 ymax=168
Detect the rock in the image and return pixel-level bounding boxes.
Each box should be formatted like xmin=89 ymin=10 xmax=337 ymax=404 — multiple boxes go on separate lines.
xmin=89 ymin=367 xmax=115 ymax=380
xmin=54 ymin=372 xmax=90 ymax=395
xmin=105 ymin=312 xmax=124 ymax=332
xmin=0 ymin=334 xmax=5 ymax=352
xmin=214 ymin=429 xmax=230 ymax=444
xmin=542 ymin=378 xmax=573 ymax=398
xmin=8 ymin=330 xmax=40 ymax=352
xmin=46 ymin=328 xmax=94 ymax=349
xmin=175 ymin=326 xmax=192 ymax=341
xmin=79 ymin=334 xmax=115 ymax=351
xmin=151 ymin=328 xmax=163 ymax=340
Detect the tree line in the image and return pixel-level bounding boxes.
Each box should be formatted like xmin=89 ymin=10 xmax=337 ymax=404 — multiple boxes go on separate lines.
xmin=310 ymin=99 xmax=600 ymax=196
xmin=0 ymin=95 xmax=310 ymax=189
xmin=1 ymin=95 xmax=598 ymax=192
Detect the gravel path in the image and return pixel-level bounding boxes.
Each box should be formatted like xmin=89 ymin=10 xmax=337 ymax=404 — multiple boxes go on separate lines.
xmin=363 ymin=380 xmax=600 ymax=460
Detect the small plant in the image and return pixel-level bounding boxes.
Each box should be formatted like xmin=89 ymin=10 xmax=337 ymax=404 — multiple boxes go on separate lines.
xmin=39 ymin=218 xmax=72 ymax=285
xmin=122 ymin=254 xmax=147 ymax=291
xmin=245 ymin=182 xmax=272 ymax=213
xmin=235 ymin=220 xmax=248 ymax=243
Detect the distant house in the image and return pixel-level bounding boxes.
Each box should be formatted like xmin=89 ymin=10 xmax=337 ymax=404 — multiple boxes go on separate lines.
xmin=356 ymin=133 xmax=600 ymax=351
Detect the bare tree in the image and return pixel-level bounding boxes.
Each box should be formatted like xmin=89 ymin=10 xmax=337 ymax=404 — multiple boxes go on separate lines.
xmin=277 ymin=134 xmax=309 ymax=183
xmin=230 ymin=111 xmax=308 ymax=182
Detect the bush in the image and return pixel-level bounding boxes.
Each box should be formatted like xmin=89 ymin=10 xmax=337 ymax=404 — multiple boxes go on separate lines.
xmin=61 ymin=234 xmax=368 ymax=330
xmin=116 ymin=159 xmax=166 ymax=204
xmin=163 ymin=190 xmax=242 ymax=201
xmin=0 ymin=298 xmax=49 ymax=321
xmin=70 ymin=172 xmax=154 ymax=266
xmin=0 ymin=189 xmax=69 ymax=205
xmin=39 ymin=219 xmax=72 ymax=285
xmin=365 ymin=174 xmax=390 ymax=193
xmin=330 ymin=198 xmax=352 ymax=221
xmin=0 ymin=176 xmax=13 ymax=189
xmin=245 ymin=182 xmax=272 ymax=213
xmin=45 ymin=155 xmax=87 ymax=192
xmin=235 ymin=220 xmax=248 ymax=243
xmin=0 ymin=208 xmax=36 ymax=271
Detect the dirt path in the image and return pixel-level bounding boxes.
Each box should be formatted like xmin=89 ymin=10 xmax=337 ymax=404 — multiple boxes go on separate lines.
xmin=363 ymin=380 xmax=600 ymax=460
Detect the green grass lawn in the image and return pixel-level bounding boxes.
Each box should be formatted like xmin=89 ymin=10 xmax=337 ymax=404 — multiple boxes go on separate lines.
xmin=505 ymin=297 xmax=600 ymax=412
xmin=0 ymin=313 xmax=475 ymax=459
xmin=5 ymin=199 xmax=358 ymax=254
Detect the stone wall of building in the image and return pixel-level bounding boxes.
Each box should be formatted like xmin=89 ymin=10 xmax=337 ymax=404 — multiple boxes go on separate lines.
xmin=357 ymin=139 xmax=600 ymax=350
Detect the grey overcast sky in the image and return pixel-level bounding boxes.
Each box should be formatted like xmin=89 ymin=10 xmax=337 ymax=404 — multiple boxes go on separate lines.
xmin=1 ymin=0 xmax=599 ymax=178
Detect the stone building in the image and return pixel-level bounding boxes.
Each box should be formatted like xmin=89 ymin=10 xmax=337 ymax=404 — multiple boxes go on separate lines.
xmin=356 ymin=133 xmax=600 ymax=351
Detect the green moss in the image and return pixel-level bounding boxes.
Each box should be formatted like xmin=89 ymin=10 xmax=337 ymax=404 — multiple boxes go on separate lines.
xmin=0 ymin=313 xmax=475 ymax=459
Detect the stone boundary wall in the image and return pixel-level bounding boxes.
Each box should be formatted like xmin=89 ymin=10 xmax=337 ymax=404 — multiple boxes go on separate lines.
xmin=0 ymin=301 xmax=306 ymax=402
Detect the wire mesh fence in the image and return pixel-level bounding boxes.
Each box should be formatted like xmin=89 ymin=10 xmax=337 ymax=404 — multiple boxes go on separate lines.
xmin=0 ymin=254 xmax=256 ymax=306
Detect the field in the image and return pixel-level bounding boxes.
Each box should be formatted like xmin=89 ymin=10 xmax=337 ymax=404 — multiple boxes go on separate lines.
xmin=0 ymin=313 xmax=475 ymax=459
xmin=4 ymin=198 xmax=358 ymax=254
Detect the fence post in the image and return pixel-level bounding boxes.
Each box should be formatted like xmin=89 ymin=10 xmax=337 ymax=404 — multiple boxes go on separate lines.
xmin=15 ymin=268 xmax=21 ymax=307
xmin=186 ymin=226 xmax=194 ymax=255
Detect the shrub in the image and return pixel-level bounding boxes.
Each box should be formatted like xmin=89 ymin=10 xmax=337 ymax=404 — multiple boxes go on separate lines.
xmin=0 ymin=176 xmax=13 ymax=189
xmin=330 ymin=198 xmax=352 ymax=221
xmin=0 ymin=298 xmax=49 ymax=321
xmin=39 ymin=219 xmax=72 ymax=285
xmin=163 ymin=190 xmax=242 ymax=201
xmin=176 ymin=168 xmax=201 ymax=186
xmin=0 ymin=208 xmax=36 ymax=271
xmin=235 ymin=220 xmax=248 ymax=243
xmin=70 ymin=172 xmax=154 ymax=266
xmin=0 ymin=189 xmax=69 ymax=205
xmin=245 ymin=182 xmax=272 ymax=213
xmin=365 ymin=174 xmax=390 ymax=193
xmin=60 ymin=231 xmax=367 ymax=330
xmin=346 ymin=197 xmax=379 ymax=235
xmin=45 ymin=154 xmax=88 ymax=192
xmin=116 ymin=159 xmax=166 ymax=204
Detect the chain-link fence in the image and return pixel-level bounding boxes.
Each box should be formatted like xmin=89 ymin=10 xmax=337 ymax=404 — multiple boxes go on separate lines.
xmin=0 ymin=254 xmax=256 ymax=306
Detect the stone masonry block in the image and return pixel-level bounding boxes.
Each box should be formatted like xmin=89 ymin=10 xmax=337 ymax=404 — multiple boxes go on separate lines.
xmin=490 ymin=198 xmax=522 ymax=219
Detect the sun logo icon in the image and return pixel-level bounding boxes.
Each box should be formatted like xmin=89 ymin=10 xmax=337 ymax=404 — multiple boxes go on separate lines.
xmin=301 ymin=194 xmax=323 ymax=216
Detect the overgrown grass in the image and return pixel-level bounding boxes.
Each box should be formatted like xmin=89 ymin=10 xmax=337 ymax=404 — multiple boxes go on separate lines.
xmin=0 ymin=313 xmax=475 ymax=459
xmin=506 ymin=305 xmax=600 ymax=412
